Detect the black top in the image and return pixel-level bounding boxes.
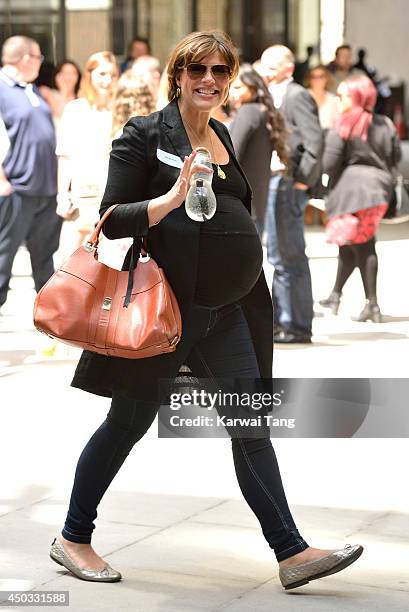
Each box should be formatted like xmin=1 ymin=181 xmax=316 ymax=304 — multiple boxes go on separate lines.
xmin=229 ymin=103 xmax=272 ymax=225
xmin=71 ymin=100 xmax=273 ymax=402
xmin=194 ymin=157 xmax=263 ymax=307
xmin=323 ymin=115 xmax=401 ymax=217
xmin=280 ymin=81 xmax=324 ymax=187
xmin=211 ymin=157 xmax=247 ymax=200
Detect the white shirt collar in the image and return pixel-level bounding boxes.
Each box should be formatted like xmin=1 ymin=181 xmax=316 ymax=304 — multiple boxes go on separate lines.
xmin=268 ymin=77 xmax=293 ymax=109
xmin=0 ymin=70 xmax=17 ymax=87
xmin=0 ymin=68 xmax=28 ymax=88
xmin=0 ymin=69 xmax=40 ymax=106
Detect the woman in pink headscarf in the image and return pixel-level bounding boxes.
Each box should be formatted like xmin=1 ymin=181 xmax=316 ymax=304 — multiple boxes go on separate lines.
xmin=320 ymin=75 xmax=401 ymax=322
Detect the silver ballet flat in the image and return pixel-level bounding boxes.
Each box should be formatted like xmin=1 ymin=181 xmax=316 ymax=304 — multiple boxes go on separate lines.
xmin=279 ymin=543 xmax=364 ymax=590
xmin=50 ymin=537 xmax=122 ymax=583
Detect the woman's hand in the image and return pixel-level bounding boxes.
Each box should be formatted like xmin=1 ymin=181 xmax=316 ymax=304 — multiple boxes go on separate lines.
xmin=167 ymin=150 xmax=212 ymax=210
xmin=0 ymin=178 xmax=13 ymax=197
xmin=147 ymin=150 xmax=213 ymax=227
xmin=294 ymin=182 xmax=308 ymax=191
xmin=56 ymin=192 xmax=74 ymax=219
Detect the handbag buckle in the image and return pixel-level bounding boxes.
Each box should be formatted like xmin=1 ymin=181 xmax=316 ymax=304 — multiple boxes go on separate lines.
xmin=84 ymin=242 xmax=95 ymax=253
xmin=102 ymin=297 xmax=112 ymax=310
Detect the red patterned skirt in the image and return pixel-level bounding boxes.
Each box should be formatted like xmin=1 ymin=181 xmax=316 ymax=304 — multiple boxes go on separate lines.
xmin=325 ymin=203 xmax=388 ymax=246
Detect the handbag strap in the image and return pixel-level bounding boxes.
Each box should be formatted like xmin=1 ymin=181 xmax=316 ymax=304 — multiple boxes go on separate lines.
xmin=87 ymin=204 xmax=151 ymax=309
xmin=124 ymin=236 xmax=150 ymax=308
xmin=87 ymin=204 xmax=118 ymax=248
xmin=88 ymin=205 xmax=150 ymax=251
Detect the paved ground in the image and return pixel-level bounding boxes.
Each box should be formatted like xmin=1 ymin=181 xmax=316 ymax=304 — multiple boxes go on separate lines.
xmin=0 ymin=222 xmax=408 ymax=611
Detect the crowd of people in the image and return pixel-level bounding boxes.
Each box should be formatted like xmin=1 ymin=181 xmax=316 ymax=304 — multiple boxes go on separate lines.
xmin=0 ymin=28 xmax=404 ymax=595
xmin=0 ymin=34 xmax=402 ymax=344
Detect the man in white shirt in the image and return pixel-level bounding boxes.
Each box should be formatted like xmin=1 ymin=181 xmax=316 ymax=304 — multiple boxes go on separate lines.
xmin=260 ymin=45 xmax=323 ymax=343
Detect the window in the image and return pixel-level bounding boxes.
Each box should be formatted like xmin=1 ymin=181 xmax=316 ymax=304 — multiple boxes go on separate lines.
xmin=0 ymin=0 xmax=64 ymax=64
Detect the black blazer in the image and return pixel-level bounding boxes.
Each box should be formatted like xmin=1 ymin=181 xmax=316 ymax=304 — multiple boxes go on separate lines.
xmin=280 ymin=81 xmax=324 ymax=187
xmin=229 ymin=102 xmax=272 ymax=225
xmin=71 ymin=100 xmax=273 ymax=401
xmin=323 ymin=114 xmax=401 ymax=217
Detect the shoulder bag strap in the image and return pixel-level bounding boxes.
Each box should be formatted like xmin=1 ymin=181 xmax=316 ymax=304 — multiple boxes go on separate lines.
xmin=88 ymin=204 xmax=150 ymax=309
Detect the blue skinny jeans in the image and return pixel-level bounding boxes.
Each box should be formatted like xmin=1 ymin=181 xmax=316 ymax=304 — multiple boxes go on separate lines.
xmin=62 ymin=302 xmax=309 ymax=562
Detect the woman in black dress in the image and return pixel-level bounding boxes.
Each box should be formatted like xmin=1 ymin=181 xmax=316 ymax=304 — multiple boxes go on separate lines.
xmin=50 ymin=31 xmax=363 ymax=590
xmin=229 ymin=63 xmax=287 ymax=234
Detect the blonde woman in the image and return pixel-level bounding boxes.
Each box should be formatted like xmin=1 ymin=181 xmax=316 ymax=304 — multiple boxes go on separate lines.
xmin=156 ymin=65 xmax=170 ymax=110
xmin=99 ymin=70 xmax=156 ymax=268
xmin=56 ymin=51 xmax=118 ymax=246
xmin=111 ymin=69 xmax=156 ymax=138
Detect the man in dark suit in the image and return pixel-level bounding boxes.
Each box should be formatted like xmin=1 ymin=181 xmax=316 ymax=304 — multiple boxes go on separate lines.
xmin=260 ymin=45 xmax=323 ymax=343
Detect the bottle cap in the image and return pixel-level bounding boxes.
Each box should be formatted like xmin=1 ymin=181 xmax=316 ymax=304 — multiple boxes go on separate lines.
xmin=195 ymin=147 xmax=211 ymax=155
xmin=195 ymin=147 xmax=212 ymax=161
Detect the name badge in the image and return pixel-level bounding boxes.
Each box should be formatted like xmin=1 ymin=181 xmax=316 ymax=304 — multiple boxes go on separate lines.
xmin=156 ymin=148 xmax=183 ymax=169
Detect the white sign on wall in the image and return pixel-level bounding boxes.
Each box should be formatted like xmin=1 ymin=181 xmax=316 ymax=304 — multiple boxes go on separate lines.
xmin=320 ymin=0 xmax=345 ymax=64
xmin=66 ymin=0 xmax=111 ymax=10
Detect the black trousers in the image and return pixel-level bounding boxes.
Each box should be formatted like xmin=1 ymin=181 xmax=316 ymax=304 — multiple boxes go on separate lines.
xmin=62 ymin=302 xmax=309 ymax=562
xmin=0 ymin=192 xmax=62 ymax=307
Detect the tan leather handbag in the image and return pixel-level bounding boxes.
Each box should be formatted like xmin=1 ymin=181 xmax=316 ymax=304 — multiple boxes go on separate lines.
xmin=33 ymin=205 xmax=182 ymax=358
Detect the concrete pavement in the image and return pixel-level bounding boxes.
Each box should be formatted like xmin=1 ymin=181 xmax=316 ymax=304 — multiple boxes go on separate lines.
xmin=0 ymin=222 xmax=408 ymax=611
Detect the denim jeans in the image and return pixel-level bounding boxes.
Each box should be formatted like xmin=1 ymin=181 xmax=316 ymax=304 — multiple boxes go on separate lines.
xmin=62 ymin=302 xmax=308 ymax=562
xmin=265 ymin=175 xmax=313 ymax=335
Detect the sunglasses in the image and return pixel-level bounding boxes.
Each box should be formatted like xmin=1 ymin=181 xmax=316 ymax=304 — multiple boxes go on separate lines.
xmin=185 ymin=63 xmax=231 ymax=80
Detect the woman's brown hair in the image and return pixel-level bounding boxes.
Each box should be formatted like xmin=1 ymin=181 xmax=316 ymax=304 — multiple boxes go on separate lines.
xmin=234 ymin=64 xmax=288 ymax=168
xmin=166 ymin=30 xmax=240 ymax=103
xmin=78 ymin=51 xmax=118 ymax=109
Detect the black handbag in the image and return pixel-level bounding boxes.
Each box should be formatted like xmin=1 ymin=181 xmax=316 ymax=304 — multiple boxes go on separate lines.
xmin=381 ymin=175 xmax=409 ymax=223
xmin=360 ymin=125 xmax=409 ymax=224
xmin=352 ymin=123 xmax=409 ymax=224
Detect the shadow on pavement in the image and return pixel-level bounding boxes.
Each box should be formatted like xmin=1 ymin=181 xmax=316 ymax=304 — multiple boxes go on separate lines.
xmin=380 ymin=315 xmax=409 ymax=323
xmin=322 ymin=332 xmax=408 ymax=343
xmin=0 ymin=349 xmax=35 ymax=366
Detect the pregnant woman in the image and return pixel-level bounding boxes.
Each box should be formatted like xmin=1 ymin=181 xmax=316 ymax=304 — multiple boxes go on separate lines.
xmin=50 ymin=31 xmax=363 ymax=591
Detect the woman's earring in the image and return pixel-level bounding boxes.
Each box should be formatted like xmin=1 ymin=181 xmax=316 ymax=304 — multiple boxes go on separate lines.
xmin=176 ymin=86 xmax=181 ymax=98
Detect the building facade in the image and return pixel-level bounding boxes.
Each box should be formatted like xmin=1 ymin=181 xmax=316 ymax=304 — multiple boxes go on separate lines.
xmin=0 ymin=0 xmax=322 ymax=70
xmin=2 ymin=0 xmax=407 ymax=122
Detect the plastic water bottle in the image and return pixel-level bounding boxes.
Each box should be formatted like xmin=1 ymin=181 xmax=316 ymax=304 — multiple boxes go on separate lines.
xmin=185 ymin=147 xmax=217 ymax=222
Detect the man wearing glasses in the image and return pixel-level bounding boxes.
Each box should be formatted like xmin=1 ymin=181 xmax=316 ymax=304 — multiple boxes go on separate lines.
xmin=0 ymin=36 xmax=61 ymax=316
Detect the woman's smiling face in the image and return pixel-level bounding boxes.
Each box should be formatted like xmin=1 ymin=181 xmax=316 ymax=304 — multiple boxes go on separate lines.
xmin=177 ymin=51 xmax=230 ymax=113
xmin=90 ymin=60 xmax=117 ymax=96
